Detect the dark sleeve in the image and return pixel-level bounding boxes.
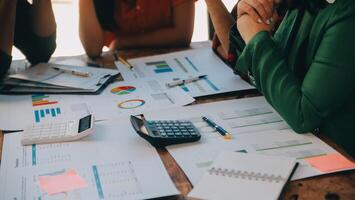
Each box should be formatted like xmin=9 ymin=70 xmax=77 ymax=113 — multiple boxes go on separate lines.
xmin=93 ymin=0 xmax=115 ymax=31
xmin=13 ymin=0 xmax=56 ymax=65
xmin=0 ymin=50 xmax=12 ymax=80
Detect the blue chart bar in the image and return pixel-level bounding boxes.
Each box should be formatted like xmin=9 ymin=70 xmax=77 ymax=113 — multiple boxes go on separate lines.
xmin=33 ymin=107 xmax=61 ymax=123
xmin=34 ymin=111 xmax=40 ymax=123
xmin=180 ymin=85 xmax=190 ymax=92
xmin=155 ymin=68 xmax=173 ymax=73
xmin=51 ymin=108 xmax=56 ymax=117
xmin=203 ymin=77 xmax=219 ymax=91
xmin=92 ymin=165 xmax=104 ymax=199
xmin=32 ymin=144 xmax=37 ymax=166
xmin=185 ymin=57 xmax=199 ymax=72
xmin=40 ymin=110 xmax=45 ymax=117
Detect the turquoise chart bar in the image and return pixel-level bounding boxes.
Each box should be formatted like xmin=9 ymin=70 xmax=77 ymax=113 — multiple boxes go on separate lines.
xmin=92 ymin=165 xmax=104 ymax=199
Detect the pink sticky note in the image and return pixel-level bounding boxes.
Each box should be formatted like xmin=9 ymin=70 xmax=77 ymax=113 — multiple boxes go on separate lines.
xmin=38 ymin=169 xmax=88 ymax=195
xmin=305 ymin=153 xmax=355 ymax=172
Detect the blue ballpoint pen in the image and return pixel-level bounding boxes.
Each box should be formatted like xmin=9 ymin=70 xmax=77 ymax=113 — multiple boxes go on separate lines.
xmin=202 ymin=116 xmax=232 ymax=140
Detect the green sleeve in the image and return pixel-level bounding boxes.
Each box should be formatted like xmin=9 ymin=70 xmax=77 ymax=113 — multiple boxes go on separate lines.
xmin=236 ymin=14 xmax=355 ymax=133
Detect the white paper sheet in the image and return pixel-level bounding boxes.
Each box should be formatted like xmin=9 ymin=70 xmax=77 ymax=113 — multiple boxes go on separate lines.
xmin=0 ymin=94 xmax=91 ymax=131
xmin=0 ymin=80 xmax=194 ymax=130
xmin=9 ymin=63 xmax=119 ymax=91
xmin=142 ymin=97 xmax=343 ymax=185
xmin=116 ymin=47 xmax=254 ymax=97
xmin=76 ymin=80 xmax=195 ymax=121
xmin=0 ymin=119 xmax=179 ymax=200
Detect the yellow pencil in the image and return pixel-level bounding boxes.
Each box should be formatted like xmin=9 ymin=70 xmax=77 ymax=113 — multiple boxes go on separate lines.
xmin=118 ymin=56 xmax=134 ymax=70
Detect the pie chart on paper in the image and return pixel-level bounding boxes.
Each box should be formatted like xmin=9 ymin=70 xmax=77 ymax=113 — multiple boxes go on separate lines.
xmin=111 ymin=86 xmax=136 ymax=95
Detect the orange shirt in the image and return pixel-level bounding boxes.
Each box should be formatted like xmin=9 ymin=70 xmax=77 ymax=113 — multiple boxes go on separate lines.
xmin=103 ymin=0 xmax=194 ymax=46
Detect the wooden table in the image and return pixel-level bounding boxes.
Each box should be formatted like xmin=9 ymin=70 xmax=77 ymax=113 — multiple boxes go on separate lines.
xmin=1 ymin=43 xmax=354 ymax=200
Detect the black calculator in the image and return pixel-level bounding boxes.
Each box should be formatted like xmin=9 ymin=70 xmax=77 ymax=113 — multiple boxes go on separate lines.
xmin=130 ymin=115 xmax=201 ymax=147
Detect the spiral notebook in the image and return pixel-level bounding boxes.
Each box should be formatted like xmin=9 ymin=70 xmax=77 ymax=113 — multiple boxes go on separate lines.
xmin=188 ymin=152 xmax=298 ymax=200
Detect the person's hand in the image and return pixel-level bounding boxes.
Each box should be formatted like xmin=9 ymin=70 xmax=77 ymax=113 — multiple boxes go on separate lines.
xmin=237 ymin=13 xmax=276 ymax=44
xmin=237 ymin=0 xmax=276 ymax=24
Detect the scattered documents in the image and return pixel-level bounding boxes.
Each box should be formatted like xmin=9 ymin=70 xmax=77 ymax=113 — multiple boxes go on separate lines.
xmin=1 ymin=63 xmax=119 ymax=94
xmin=116 ymin=47 xmax=254 ymax=97
xmin=142 ymin=97 xmax=353 ymax=185
xmin=38 ymin=169 xmax=88 ymax=195
xmin=0 ymin=81 xmax=194 ymax=130
xmin=305 ymin=153 xmax=355 ymax=172
xmin=0 ymin=119 xmax=179 ymax=199
xmin=188 ymin=152 xmax=298 ymax=200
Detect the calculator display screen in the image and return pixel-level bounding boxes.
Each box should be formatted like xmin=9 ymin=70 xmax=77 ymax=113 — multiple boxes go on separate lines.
xmin=78 ymin=115 xmax=92 ymax=133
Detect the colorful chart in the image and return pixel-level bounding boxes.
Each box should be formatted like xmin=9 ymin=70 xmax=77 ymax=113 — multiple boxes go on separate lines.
xmin=118 ymin=99 xmax=145 ymax=109
xmin=34 ymin=107 xmax=61 ymax=123
xmin=146 ymin=61 xmax=173 ymax=74
xmin=111 ymin=86 xmax=136 ymax=95
xmin=32 ymin=94 xmax=58 ymax=107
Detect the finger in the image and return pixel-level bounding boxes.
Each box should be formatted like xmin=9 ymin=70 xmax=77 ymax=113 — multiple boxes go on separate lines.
xmin=258 ymin=0 xmax=274 ymax=18
xmin=249 ymin=0 xmax=270 ymax=22
xmin=246 ymin=0 xmax=273 ymax=23
xmin=238 ymin=1 xmax=263 ymax=24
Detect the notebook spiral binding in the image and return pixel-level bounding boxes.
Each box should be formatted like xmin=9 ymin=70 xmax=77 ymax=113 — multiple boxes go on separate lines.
xmin=208 ymin=167 xmax=287 ymax=183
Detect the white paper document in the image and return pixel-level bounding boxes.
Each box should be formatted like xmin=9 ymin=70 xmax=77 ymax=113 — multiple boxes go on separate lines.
xmin=75 ymin=80 xmax=195 ymax=121
xmin=8 ymin=63 xmax=119 ymax=92
xmin=142 ymin=97 xmax=341 ymax=185
xmin=0 ymin=119 xmax=179 ymax=200
xmin=0 ymin=94 xmax=91 ymax=131
xmin=0 ymin=81 xmax=194 ymax=130
xmin=116 ymin=47 xmax=254 ymax=97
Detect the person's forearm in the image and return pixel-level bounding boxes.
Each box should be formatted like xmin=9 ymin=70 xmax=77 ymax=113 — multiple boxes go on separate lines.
xmin=0 ymin=0 xmax=18 ymax=55
xmin=32 ymin=0 xmax=56 ymax=37
xmin=79 ymin=0 xmax=105 ymax=58
xmin=205 ymin=0 xmax=235 ymax=54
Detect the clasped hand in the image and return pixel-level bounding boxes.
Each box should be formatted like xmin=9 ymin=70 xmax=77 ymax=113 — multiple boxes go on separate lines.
xmin=237 ymin=0 xmax=281 ymax=44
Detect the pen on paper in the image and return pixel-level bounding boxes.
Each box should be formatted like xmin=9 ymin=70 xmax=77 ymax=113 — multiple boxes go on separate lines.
xmin=202 ymin=116 xmax=232 ymax=140
xmin=166 ymin=75 xmax=207 ymax=88
xmin=118 ymin=56 xmax=134 ymax=70
xmin=52 ymin=66 xmax=90 ymax=77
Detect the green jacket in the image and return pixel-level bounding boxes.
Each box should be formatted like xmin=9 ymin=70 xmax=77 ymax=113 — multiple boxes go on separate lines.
xmin=231 ymin=0 xmax=355 ymax=157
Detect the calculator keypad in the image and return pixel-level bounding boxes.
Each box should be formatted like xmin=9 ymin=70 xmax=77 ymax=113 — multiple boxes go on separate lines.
xmin=147 ymin=120 xmax=199 ymax=138
xmin=22 ymin=121 xmax=76 ymax=144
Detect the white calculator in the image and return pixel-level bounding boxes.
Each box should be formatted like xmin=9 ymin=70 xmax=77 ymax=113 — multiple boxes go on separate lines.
xmin=21 ymin=114 xmax=94 ymax=145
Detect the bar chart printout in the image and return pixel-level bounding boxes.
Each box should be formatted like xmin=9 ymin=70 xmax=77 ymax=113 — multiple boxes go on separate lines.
xmin=146 ymin=61 xmax=173 ymax=74
xmin=31 ymin=94 xmax=62 ymax=123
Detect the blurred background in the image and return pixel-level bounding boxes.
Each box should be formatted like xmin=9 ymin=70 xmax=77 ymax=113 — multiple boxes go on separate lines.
xmin=12 ymin=0 xmax=237 ymax=59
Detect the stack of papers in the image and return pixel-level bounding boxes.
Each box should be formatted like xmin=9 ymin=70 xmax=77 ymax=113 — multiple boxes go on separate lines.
xmin=0 ymin=63 xmax=119 ymax=94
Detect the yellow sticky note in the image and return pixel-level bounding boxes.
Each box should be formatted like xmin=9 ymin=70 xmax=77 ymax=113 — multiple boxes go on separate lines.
xmin=305 ymin=153 xmax=355 ymax=172
xmin=38 ymin=169 xmax=88 ymax=195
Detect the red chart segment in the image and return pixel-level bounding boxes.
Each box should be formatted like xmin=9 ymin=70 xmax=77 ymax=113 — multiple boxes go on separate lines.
xmin=111 ymin=86 xmax=136 ymax=95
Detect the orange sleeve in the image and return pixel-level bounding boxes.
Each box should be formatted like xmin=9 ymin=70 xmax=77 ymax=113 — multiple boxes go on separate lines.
xmin=172 ymin=0 xmax=197 ymax=7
